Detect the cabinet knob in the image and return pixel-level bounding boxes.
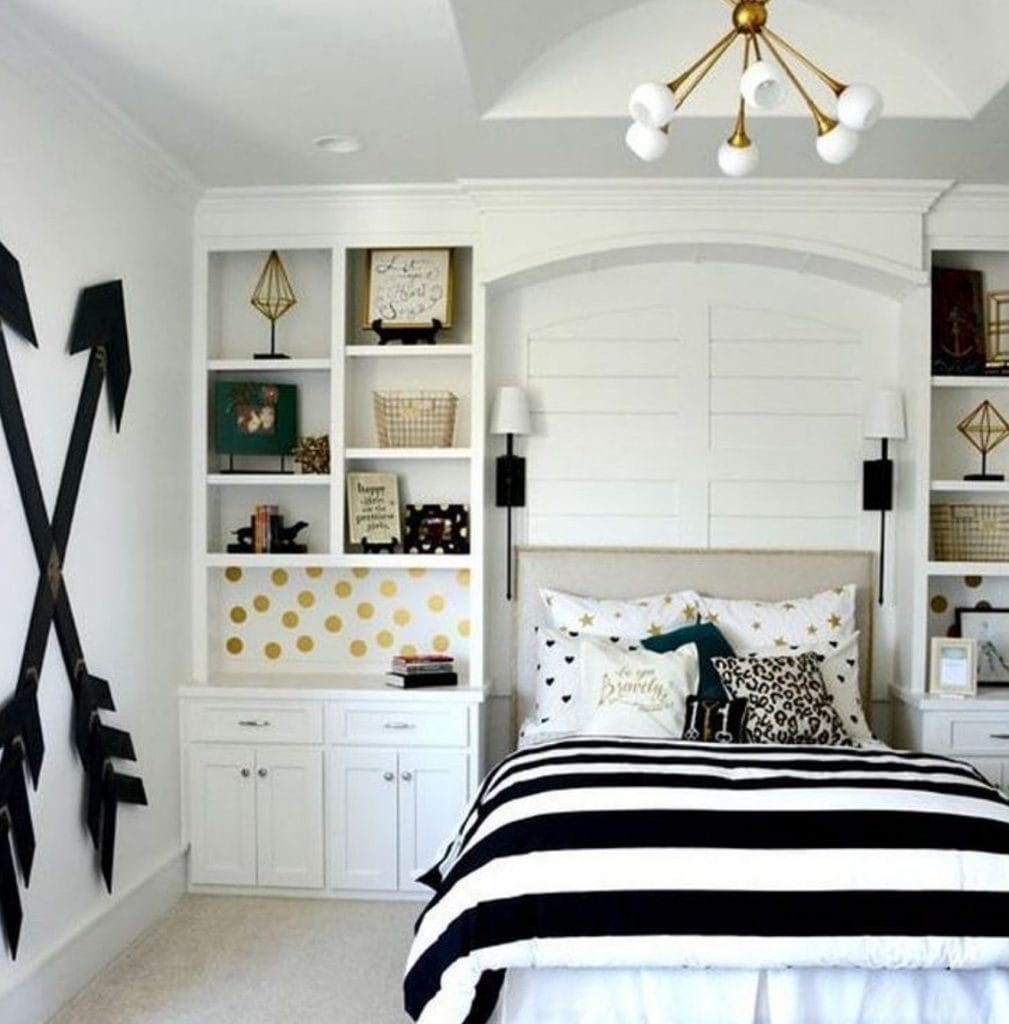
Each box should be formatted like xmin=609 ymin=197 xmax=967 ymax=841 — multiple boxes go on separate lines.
xmin=240 ymin=768 xmax=251 ymax=778
xmin=238 ymin=720 xmax=271 ymax=728
xmin=401 ymin=771 xmax=413 ymax=782
xmin=257 ymin=767 xmax=268 ymax=778
xmin=383 ymin=771 xmax=395 ymax=782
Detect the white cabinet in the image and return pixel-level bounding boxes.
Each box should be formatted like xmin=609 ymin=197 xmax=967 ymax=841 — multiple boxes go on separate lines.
xmin=329 ymin=748 xmax=468 ymax=894
xmin=188 ymin=743 xmax=324 ymax=889
xmin=182 ymin=688 xmax=482 ymax=897
xmin=891 ymin=687 xmax=1009 ymax=790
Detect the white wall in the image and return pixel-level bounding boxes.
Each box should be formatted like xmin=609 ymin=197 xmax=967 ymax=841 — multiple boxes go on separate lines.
xmin=0 ymin=20 xmax=195 ymax=1021
xmin=485 ymin=259 xmax=903 ymax=763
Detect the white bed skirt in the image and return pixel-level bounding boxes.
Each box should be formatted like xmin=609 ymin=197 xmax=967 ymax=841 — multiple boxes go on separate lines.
xmin=488 ymin=966 xmax=1009 ymax=1024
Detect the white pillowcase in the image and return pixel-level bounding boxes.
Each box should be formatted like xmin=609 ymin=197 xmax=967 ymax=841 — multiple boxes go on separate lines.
xmin=696 ymin=584 xmax=856 ymax=654
xmin=579 ymin=637 xmax=699 ymax=739
xmin=757 ymin=632 xmax=873 ymax=744
xmin=540 ymin=587 xmax=701 ymax=639
xmin=528 ymin=627 xmax=646 ymax=737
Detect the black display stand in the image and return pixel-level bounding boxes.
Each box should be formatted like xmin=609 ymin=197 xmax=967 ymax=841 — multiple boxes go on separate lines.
xmin=370 ymin=318 xmax=442 ymax=346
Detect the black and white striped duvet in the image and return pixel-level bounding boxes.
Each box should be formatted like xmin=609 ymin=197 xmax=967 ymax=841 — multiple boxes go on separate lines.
xmin=404 ymin=737 xmax=1009 ymax=1024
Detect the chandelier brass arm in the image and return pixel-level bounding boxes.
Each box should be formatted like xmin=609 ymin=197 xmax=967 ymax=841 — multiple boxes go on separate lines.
xmin=624 ymin=0 xmax=883 ymax=174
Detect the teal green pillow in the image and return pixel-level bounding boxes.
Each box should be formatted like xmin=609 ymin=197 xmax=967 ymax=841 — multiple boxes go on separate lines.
xmin=642 ymin=622 xmax=734 ymax=699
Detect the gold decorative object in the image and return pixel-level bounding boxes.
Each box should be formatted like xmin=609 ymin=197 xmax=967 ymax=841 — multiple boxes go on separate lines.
xmin=293 ymin=435 xmax=330 ymax=475
xmin=250 ymin=250 xmax=296 ymax=359
xmin=958 ymin=400 xmax=1009 ymax=481
xmin=625 ymin=0 xmax=883 ymax=175
xmin=987 ymin=291 xmax=1009 ymax=369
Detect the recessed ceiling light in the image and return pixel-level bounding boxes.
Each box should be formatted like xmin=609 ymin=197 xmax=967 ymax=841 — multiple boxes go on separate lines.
xmin=313 ymin=134 xmax=362 ymax=154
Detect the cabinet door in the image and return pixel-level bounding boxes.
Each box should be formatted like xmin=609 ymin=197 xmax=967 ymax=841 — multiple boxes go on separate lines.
xmin=328 ymin=748 xmax=398 ymax=891
xmin=188 ymin=745 xmax=256 ymax=886
xmin=256 ymin=746 xmax=325 ymax=889
xmin=398 ymin=751 xmax=468 ymax=894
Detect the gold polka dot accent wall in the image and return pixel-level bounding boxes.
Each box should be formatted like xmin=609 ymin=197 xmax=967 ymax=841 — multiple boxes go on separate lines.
xmin=218 ymin=566 xmax=471 ymax=673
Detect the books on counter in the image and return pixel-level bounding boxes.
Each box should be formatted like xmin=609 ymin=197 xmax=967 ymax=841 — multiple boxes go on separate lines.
xmin=387 ymin=653 xmax=458 ymax=688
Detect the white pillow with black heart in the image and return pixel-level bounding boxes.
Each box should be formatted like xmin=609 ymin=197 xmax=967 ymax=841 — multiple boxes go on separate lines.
xmin=696 ymin=584 xmax=856 ymax=654
xmin=756 ymin=632 xmax=873 ymax=744
xmin=531 ymin=626 xmax=647 ymax=736
xmin=539 ymin=587 xmax=701 ymax=639
xmin=580 ymin=638 xmax=699 ymax=739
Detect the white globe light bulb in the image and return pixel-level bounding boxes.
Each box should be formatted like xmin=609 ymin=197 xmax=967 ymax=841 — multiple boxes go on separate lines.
xmin=625 ymin=121 xmax=669 ymax=162
xmin=816 ymin=123 xmax=861 ymax=165
xmin=717 ymin=140 xmax=759 ymax=177
xmin=740 ymin=60 xmax=786 ymax=110
xmin=837 ymin=83 xmax=884 ymax=132
xmin=628 ymin=82 xmax=678 ymax=128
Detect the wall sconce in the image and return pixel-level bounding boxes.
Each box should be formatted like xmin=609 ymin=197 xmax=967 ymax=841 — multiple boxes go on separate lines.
xmin=490 ymin=386 xmax=531 ymax=601
xmin=862 ymin=389 xmax=906 ymax=605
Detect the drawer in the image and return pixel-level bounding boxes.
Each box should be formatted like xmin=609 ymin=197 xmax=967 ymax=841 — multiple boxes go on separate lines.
xmin=326 ymin=703 xmax=469 ymax=747
xmin=186 ymin=701 xmax=323 ymax=744
xmin=948 ymin=718 xmax=1009 ymax=754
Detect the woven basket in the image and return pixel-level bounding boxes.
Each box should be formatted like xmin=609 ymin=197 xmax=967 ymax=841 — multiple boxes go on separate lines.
xmin=931 ymin=504 xmax=1009 ymax=561
xmin=373 ymin=390 xmax=458 ymax=448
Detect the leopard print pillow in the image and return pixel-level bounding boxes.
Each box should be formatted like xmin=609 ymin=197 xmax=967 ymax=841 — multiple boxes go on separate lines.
xmin=711 ymin=651 xmax=852 ymax=746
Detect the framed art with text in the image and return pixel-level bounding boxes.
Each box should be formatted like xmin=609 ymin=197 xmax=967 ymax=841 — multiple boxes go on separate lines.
xmin=365 ymin=248 xmax=453 ymax=328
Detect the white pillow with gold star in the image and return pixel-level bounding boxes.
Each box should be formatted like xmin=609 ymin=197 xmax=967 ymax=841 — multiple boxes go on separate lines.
xmin=539 ymin=587 xmax=701 ymax=640
xmin=695 ymin=584 xmax=856 ymax=655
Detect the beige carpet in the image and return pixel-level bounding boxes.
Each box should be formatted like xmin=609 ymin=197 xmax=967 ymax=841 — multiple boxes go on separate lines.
xmin=49 ymin=896 xmax=421 ymax=1024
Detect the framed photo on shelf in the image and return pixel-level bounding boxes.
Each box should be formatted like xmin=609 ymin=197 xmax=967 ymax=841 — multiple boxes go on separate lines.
xmin=346 ymin=472 xmax=400 ymax=549
xmin=955 ymin=607 xmax=1009 ymax=684
xmin=365 ymin=248 xmax=453 ymax=328
xmin=929 ymin=637 xmax=978 ymax=697
xmin=214 ymin=381 xmax=297 ymax=457
xmin=931 ymin=267 xmax=987 ymax=376
xmin=404 ymin=503 xmax=469 ymax=555
xmin=987 ymin=291 xmax=1009 ymax=370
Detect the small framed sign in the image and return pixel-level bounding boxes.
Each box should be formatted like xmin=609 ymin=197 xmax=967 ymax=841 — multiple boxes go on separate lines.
xmin=404 ymin=503 xmax=469 ymax=554
xmin=346 ymin=472 xmax=400 ymax=548
xmin=365 ymin=248 xmax=453 ymax=328
xmin=214 ymin=381 xmax=297 ymax=456
xmin=929 ymin=637 xmax=977 ymax=697
xmin=955 ymin=607 xmax=1009 ymax=684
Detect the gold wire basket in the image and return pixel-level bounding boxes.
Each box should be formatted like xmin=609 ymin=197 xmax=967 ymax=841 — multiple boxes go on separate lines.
xmin=373 ymin=391 xmax=458 ymax=448
xmin=931 ymin=504 xmax=1009 ymax=561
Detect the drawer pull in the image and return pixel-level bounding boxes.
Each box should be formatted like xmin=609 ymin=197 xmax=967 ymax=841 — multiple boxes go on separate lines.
xmin=401 ymin=771 xmax=413 ymax=782
xmin=383 ymin=771 xmax=395 ymax=782
xmin=258 ymin=768 xmax=268 ymax=778
xmin=237 ymin=720 xmax=271 ymax=728
xmin=990 ymin=733 xmax=1009 ymax=741
xmin=240 ymin=768 xmax=251 ymax=778
xmin=383 ymin=722 xmax=416 ymax=731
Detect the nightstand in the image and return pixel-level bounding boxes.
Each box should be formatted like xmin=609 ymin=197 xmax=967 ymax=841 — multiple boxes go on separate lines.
xmin=890 ymin=685 xmax=1009 ymax=789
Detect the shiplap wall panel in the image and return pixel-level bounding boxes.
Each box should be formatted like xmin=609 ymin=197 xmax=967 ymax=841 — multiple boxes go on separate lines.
xmin=711 ymin=517 xmax=859 ymax=548
xmin=529 ymin=480 xmax=679 ymax=517
xmin=711 ymin=341 xmax=859 ymax=379
xmin=709 ymin=481 xmax=853 ymax=518
xmin=529 ymin=413 xmax=679 ymax=447
xmin=532 ymin=515 xmax=681 ymax=547
xmin=710 ymin=378 xmax=860 ymax=416
xmin=535 ymin=376 xmax=681 ymax=413
xmin=711 ymin=414 xmax=856 ymax=452
xmin=530 ymin=339 xmax=681 ymax=378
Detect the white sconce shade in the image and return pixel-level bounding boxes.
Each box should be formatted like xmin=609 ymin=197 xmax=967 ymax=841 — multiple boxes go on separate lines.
xmin=717 ymin=139 xmax=759 ymax=177
xmin=628 ymin=82 xmax=678 ymax=128
xmin=864 ymin=390 xmax=907 ymax=440
xmin=490 ymin=386 xmax=531 ymax=436
xmin=625 ymin=121 xmax=669 ymax=162
xmin=837 ymin=83 xmax=884 ymax=132
xmin=740 ymin=60 xmax=786 ymax=110
xmin=816 ymin=123 xmax=860 ymax=165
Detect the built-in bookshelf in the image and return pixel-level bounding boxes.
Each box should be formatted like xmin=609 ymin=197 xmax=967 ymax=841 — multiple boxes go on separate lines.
xmin=193 ymin=242 xmax=484 ymax=683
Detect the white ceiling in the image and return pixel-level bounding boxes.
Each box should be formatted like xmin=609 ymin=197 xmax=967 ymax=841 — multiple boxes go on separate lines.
xmin=6 ymin=0 xmax=1009 ymax=188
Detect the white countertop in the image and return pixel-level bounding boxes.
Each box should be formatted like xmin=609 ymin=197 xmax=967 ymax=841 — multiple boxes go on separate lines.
xmin=180 ymin=672 xmax=486 ymax=702
xmin=890 ymin=684 xmax=1009 ymax=711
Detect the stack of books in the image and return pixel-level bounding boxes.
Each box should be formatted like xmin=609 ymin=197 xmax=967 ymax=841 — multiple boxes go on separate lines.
xmin=386 ymin=654 xmax=458 ymax=688
xmin=253 ymin=503 xmax=279 ymax=553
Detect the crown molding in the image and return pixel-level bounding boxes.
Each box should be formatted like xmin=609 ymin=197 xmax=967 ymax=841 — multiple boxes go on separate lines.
xmin=0 ymin=8 xmax=202 ymax=206
xmin=930 ymin=183 xmax=1009 ymax=214
xmin=458 ymin=178 xmax=955 ymax=215
xmin=198 ymin=184 xmax=474 ymax=216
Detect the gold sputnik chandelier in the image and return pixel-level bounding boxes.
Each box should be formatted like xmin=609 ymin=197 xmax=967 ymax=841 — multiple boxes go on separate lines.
xmin=625 ymin=0 xmax=883 ymax=176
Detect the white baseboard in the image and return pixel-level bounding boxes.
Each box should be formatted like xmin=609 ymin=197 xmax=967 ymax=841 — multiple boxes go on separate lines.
xmin=0 ymin=847 xmax=186 ymax=1024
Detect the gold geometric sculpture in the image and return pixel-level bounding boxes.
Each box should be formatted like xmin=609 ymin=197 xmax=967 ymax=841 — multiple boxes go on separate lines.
xmin=958 ymin=400 xmax=1009 ymax=481
xmin=988 ymin=291 xmax=1009 ymax=368
xmin=251 ymin=250 xmax=296 ymax=359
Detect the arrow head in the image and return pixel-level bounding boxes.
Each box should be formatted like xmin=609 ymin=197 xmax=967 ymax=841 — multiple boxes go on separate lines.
xmin=69 ymin=281 xmax=131 ymax=431
xmin=0 ymin=242 xmax=38 ymax=347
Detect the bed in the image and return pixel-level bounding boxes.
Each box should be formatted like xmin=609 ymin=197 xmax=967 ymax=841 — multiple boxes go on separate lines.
xmin=404 ymin=547 xmax=1009 ymax=1024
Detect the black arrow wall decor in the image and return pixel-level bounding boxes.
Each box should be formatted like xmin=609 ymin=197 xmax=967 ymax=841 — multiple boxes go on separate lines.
xmin=0 ymin=241 xmax=146 ymax=959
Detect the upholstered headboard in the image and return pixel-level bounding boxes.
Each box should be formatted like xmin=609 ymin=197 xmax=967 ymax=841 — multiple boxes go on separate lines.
xmin=514 ymin=546 xmax=874 ymax=731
